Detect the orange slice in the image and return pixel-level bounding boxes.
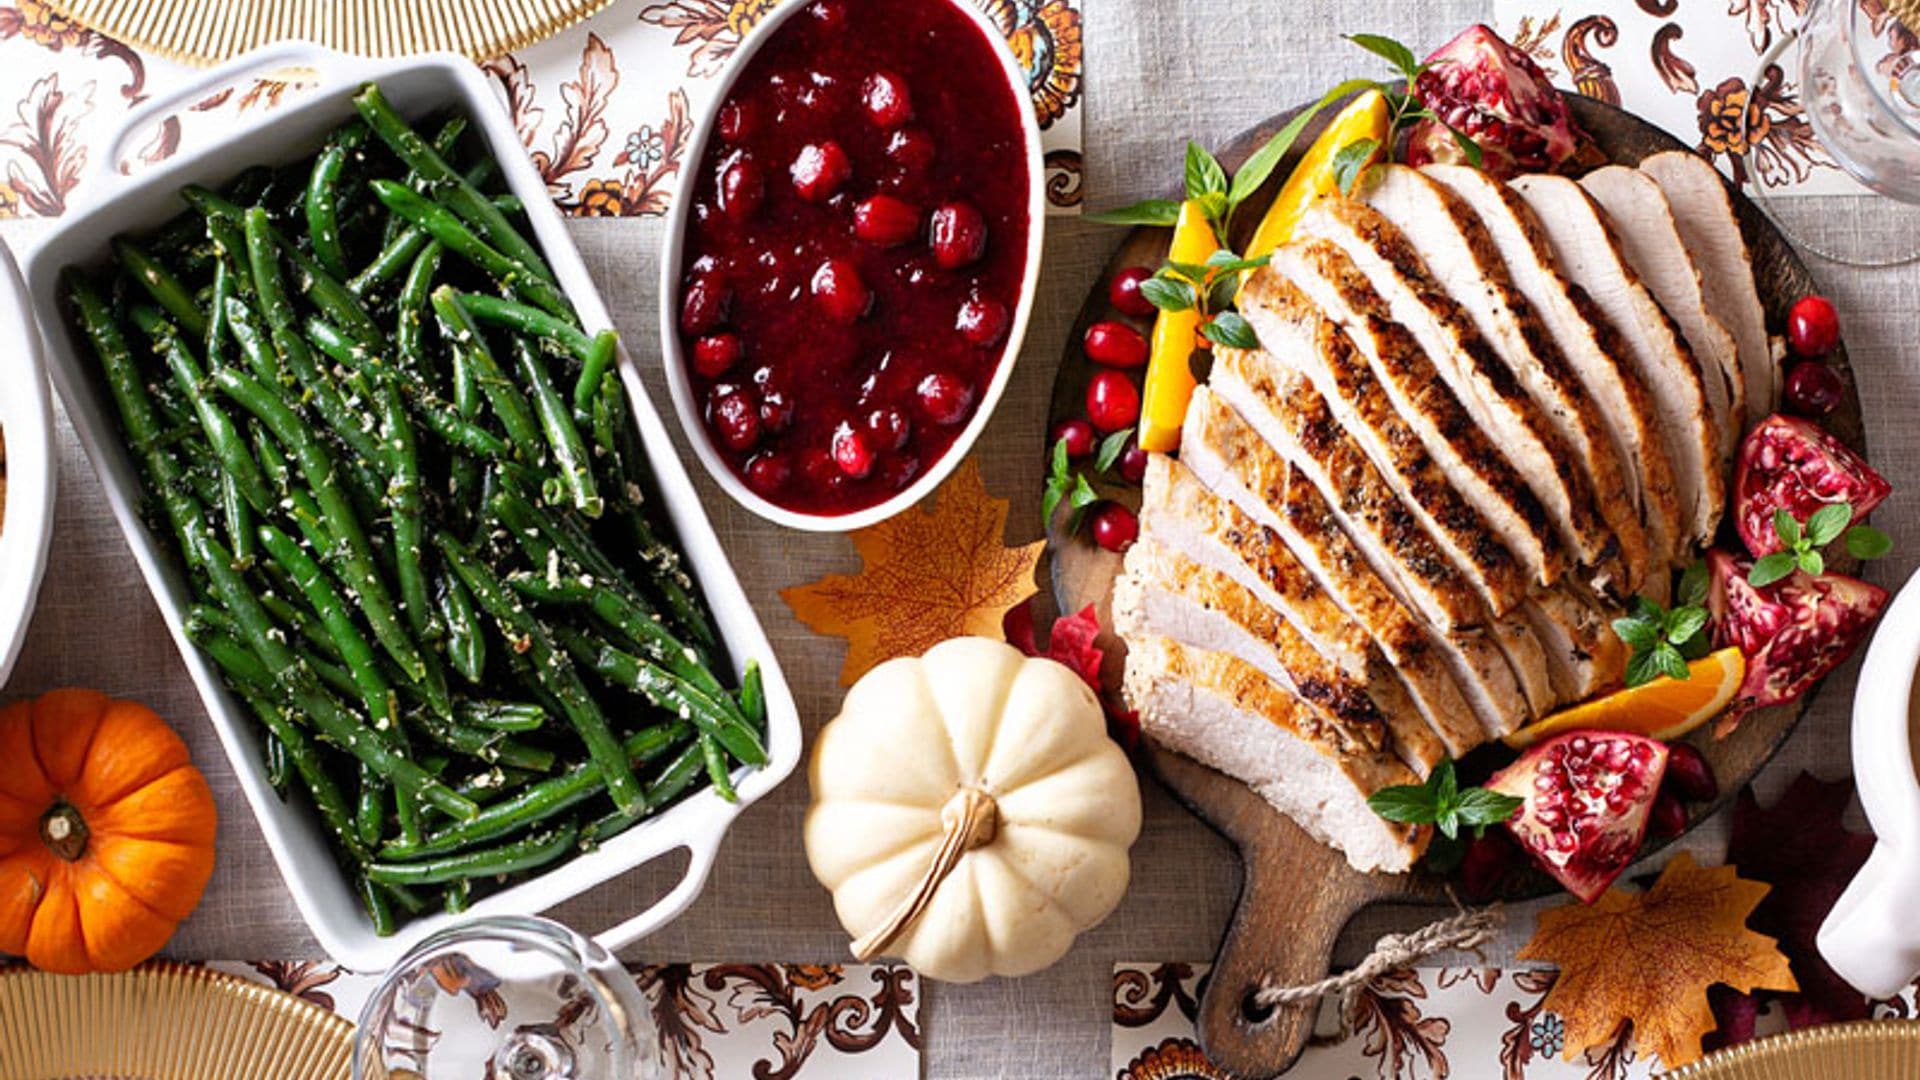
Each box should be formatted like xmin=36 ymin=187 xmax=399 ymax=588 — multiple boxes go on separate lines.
xmin=1240 ymin=88 xmax=1392 ymax=268
xmin=1503 ymin=647 xmax=1747 ymax=749
xmin=1137 ymin=199 xmax=1219 ymax=452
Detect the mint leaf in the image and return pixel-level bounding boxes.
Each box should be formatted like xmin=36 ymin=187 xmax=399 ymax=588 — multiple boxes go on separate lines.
xmin=1611 ymin=616 xmax=1660 ymax=651
xmin=1347 ymin=33 xmax=1422 ymax=82
xmin=1447 ymin=125 xmax=1484 ymax=169
xmin=1774 ymin=507 xmax=1802 ymax=548
xmin=1332 ymin=137 xmax=1380 ymax=195
xmin=1678 ymin=561 xmax=1711 ymax=607
xmin=1625 ymin=647 xmax=1663 ymax=689
xmin=1068 ymin=474 xmax=1099 ymax=509
xmin=1666 ymin=605 xmax=1709 ymax=646
xmin=1201 ymin=311 xmax=1259 ymax=349
xmin=1798 ymin=549 xmax=1825 ymax=576
xmin=1806 ymin=501 xmax=1854 ymax=546
xmin=1185 ymin=141 xmax=1228 ymax=201
xmin=1086 ymin=199 xmax=1182 ymax=227
xmin=1655 ymin=643 xmax=1691 ymax=682
xmin=1226 ymin=77 xmax=1378 ymax=208
xmin=1749 ymin=551 xmax=1799 ymax=587
xmin=1367 ymin=785 xmax=1440 ymax=824
xmin=1094 ymin=427 xmax=1133 ymax=473
xmin=1455 ymin=787 xmax=1523 ymax=827
xmin=1847 ymin=525 xmax=1892 ymax=560
xmin=1139 ymin=275 xmax=1195 ymax=313
xmin=1679 ymin=632 xmax=1712 ymax=660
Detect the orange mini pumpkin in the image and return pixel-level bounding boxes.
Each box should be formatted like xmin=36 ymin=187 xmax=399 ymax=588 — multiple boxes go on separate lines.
xmin=0 ymin=689 xmax=217 ymax=973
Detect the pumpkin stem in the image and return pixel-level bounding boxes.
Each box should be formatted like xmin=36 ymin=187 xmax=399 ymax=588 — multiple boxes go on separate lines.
xmin=852 ymin=785 xmax=999 ymax=962
xmin=40 ymin=802 xmax=90 ymax=862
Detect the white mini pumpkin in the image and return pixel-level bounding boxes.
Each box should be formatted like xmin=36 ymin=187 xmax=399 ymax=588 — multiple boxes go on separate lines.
xmin=804 ymin=637 xmax=1141 ymax=983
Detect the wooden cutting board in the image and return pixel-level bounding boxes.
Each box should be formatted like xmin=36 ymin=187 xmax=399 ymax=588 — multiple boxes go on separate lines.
xmin=1045 ymin=96 xmax=1866 ymax=1078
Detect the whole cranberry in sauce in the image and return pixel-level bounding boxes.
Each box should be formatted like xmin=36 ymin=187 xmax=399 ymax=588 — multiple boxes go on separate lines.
xmin=677 ymin=0 xmax=1029 ymax=516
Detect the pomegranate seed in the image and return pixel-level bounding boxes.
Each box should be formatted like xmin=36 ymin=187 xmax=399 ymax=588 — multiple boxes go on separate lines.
xmin=810 ymin=258 xmax=871 ymax=322
xmin=1458 ymin=832 xmax=1519 ymax=901
xmin=929 ymin=201 xmax=988 ymax=269
xmin=1089 ymin=502 xmax=1139 ymax=553
xmin=1108 ymin=265 xmax=1157 ymax=318
xmin=790 ymin=141 xmax=852 ymax=202
xmin=955 ymin=294 xmax=1010 ymax=348
xmin=865 ymin=406 xmax=911 ymax=451
xmin=1085 ymin=370 xmax=1141 ymax=432
xmin=709 ymin=389 xmax=761 ymax=453
xmin=1788 ymin=294 xmax=1841 ymax=358
xmin=745 ymin=453 xmax=790 ymax=495
xmin=716 ymin=154 xmax=765 ymax=220
xmin=1118 ymin=442 xmax=1149 ymax=484
xmin=1663 ymin=743 xmax=1718 ymax=802
xmin=861 ymin=70 xmax=914 ymax=128
xmin=679 ymin=275 xmax=731 ymax=336
xmin=1783 ymin=361 xmax=1844 ymax=417
xmin=915 ymin=372 xmax=974 ymax=426
xmin=886 ymin=128 xmax=936 ymax=176
xmin=691 ymin=332 xmax=743 ymax=378
xmin=1648 ymin=791 xmax=1688 ymax=840
xmin=852 ymin=194 xmax=921 ymax=247
xmin=1050 ymin=418 xmax=1095 ymax=458
xmin=1084 ymin=320 xmax=1149 ymax=368
xmin=831 ymin=421 xmax=875 ymax=479
xmin=717 ymin=98 xmax=755 ymax=143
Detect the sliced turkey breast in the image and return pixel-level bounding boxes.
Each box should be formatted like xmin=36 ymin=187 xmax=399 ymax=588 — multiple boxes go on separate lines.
xmin=1421 ymin=162 xmax=1684 ymax=573
xmin=1122 ymin=634 xmax=1426 ymax=873
xmin=1356 ymin=165 xmax=1649 ymax=594
xmin=1295 ymin=197 xmax=1620 ymax=583
xmin=1185 ymin=382 xmax=1529 ymax=742
xmin=1241 ymin=279 xmax=1533 ymax=615
xmin=1259 ymin=240 xmax=1567 ymax=591
xmin=1638 ymin=150 xmax=1776 ymax=427
xmin=1508 ymin=173 xmax=1724 ymax=548
xmin=1579 ymin=165 xmax=1741 ymax=464
xmin=1522 ymin=585 xmax=1629 ymax=703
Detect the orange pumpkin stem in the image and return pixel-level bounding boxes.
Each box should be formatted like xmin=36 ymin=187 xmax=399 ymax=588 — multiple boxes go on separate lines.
xmin=39 ymin=802 xmax=89 ymax=862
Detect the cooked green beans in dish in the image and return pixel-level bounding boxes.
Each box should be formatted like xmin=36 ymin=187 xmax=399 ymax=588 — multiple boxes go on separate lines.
xmin=65 ymin=83 xmax=767 ymax=934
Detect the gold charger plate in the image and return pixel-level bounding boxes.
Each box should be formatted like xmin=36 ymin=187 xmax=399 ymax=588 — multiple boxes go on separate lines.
xmin=0 ymin=961 xmax=352 ymax=1079
xmin=1663 ymin=1020 xmax=1920 ymax=1079
xmin=43 ymin=0 xmax=613 ymax=64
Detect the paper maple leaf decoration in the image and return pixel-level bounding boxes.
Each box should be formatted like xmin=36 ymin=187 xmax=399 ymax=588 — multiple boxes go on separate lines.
xmin=782 ymin=459 xmax=1045 ymax=685
xmin=1519 ymin=851 xmax=1798 ymax=1069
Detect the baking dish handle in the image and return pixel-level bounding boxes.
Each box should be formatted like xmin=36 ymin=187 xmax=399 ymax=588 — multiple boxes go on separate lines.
xmin=96 ymin=40 xmax=386 ymax=188
xmin=591 ymin=816 xmax=730 ymax=957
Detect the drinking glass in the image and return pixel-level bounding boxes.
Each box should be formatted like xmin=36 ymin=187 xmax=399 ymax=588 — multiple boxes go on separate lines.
xmin=350 ymin=915 xmax=665 ymax=1080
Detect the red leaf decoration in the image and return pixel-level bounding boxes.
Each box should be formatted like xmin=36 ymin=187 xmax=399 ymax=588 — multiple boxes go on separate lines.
xmin=1002 ymin=601 xmax=1136 ymax=747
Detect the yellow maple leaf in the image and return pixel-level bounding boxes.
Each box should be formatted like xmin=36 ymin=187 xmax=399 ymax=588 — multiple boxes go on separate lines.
xmin=1518 ymin=852 xmax=1798 ymax=1069
xmin=781 ymin=459 xmax=1044 ymax=685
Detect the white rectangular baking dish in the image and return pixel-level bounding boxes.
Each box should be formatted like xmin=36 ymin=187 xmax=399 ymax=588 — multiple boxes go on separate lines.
xmin=21 ymin=41 xmax=802 ymax=972
xmin=0 ymin=237 xmax=56 ymax=690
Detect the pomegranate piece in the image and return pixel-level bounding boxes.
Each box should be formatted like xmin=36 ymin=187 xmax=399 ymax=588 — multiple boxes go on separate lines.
xmin=915 ymin=372 xmax=974 ymax=426
xmin=1788 ymin=294 xmax=1842 ymax=358
xmin=679 ymin=275 xmax=732 ymax=336
xmin=1089 ymin=502 xmax=1139 ymax=553
xmin=716 ymin=154 xmax=766 ymax=220
xmin=1783 ymin=361 xmax=1844 ymax=417
xmin=929 ymin=201 xmax=988 ymax=269
xmin=865 ymin=406 xmax=911 ymax=452
xmin=1051 ymin=418 xmax=1095 ymax=458
xmin=692 ymin=332 xmax=744 ymax=378
xmin=1663 ymin=742 xmax=1719 ymax=803
xmin=790 ymin=141 xmax=852 ymax=202
xmin=1117 ymin=441 xmax=1149 ymax=485
xmin=1084 ymin=320 xmax=1149 ymax=368
xmin=1108 ymin=265 xmax=1157 ymax=319
xmin=886 ymin=127 xmax=937 ymax=176
xmin=1406 ymin=24 xmax=1595 ymax=180
xmin=1085 ymin=370 xmax=1141 ymax=433
xmin=810 ymin=258 xmax=871 ymax=323
xmin=831 ymin=421 xmax=875 ymax=479
xmin=1734 ymin=414 xmax=1890 ymax=557
xmin=1708 ymin=548 xmax=1889 ymax=719
xmin=1487 ymin=730 xmax=1670 ymax=903
xmin=862 ymin=70 xmax=915 ymax=128
xmin=745 ymin=453 xmax=790 ymax=495
xmin=955 ymin=294 xmax=1010 ymax=348
xmin=709 ymin=389 xmax=762 ymax=453
xmin=852 ymin=194 xmax=921 ymax=247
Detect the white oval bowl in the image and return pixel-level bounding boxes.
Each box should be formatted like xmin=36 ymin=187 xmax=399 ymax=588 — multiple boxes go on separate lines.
xmin=657 ymin=0 xmax=1046 ymax=532
xmin=0 ymin=237 xmax=55 ymax=690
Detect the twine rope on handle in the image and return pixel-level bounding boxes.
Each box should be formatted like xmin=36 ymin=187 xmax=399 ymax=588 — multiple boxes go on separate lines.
xmin=851 ymin=785 xmax=999 ymax=961
xmin=1248 ymin=897 xmax=1504 ymax=1024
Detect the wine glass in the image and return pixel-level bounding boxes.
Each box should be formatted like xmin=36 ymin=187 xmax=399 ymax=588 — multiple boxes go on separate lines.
xmin=350 ymin=915 xmax=665 ymax=1080
xmin=1745 ymin=0 xmax=1920 ymax=266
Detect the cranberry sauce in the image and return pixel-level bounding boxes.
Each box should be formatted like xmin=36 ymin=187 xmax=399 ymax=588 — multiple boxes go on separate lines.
xmin=676 ymin=0 xmax=1030 ymax=516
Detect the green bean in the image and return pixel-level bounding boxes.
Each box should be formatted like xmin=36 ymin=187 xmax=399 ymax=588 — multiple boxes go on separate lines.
xmin=356 ymin=767 xmax=386 ymax=847
xmin=438 ymin=571 xmax=486 ymax=685
xmin=378 ymin=880 xmax=430 ymax=917
xmin=452 ymin=765 xmax=540 ymax=802
xmin=378 ymin=382 xmax=437 ymax=641
xmin=442 ymin=879 xmax=472 ymax=914
xmin=353 ymin=84 xmax=559 ymax=285
xmin=554 ymin=626 xmax=766 ymax=766
xmin=394 ymin=241 xmax=442 ymax=372
xmin=306 ymin=314 xmax=512 ymax=461
xmin=257 ymin=522 xmax=400 ymax=732
xmin=739 ymin=660 xmax=765 ymax=730
xmin=699 ymin=731 xmax=737 ymax=803
xmin=306 ymin=121 xmax=370 ymax=279
xmin=221 ymin=294 xmax=281 ymax=387
xmin=186 ymin=186 xmax=387 ymax=351
xmin=346 ymin=166 xmax=500 ymax=299
xmin=404 ymin=708 xmax=557 ymax=774
xmin=573 ymin=329 xmax=619 ymax=417
xmin=370 ymin=179 xmax=574 ymax=322
xmin=520 ymin=571 xmax=722 ymax=701
xmin=513 ymin=337 xmax=600 ymax=516
xmin=219 ymin=471 xmax=257 ymax=569
xmin=430 ymin=287 xmax=543 ymax=454
xmin=264 ymin=729 xmax=290 ymax=796
xmin=457 ymin=699 xmax=546 ymax=732
xmin=131 ymin=306 xmax=275 ymax=514
xmin=365 ymin=822 xmax=578 ymax=886
xmin=446 ymin=291 xmax=594 ymax=360
xmin=437 ymin=536 xmax=642 ymax=814
xmin=587 ymin=743 xmax=704 ymax=845
xmin=113 ymin=237 xmax=208 ymax=339
xmin=356 ymin=873 xmax=397 ymax=936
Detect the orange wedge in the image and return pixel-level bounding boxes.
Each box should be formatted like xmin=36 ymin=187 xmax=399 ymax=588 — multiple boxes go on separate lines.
xmin=1503 ymin=647 xmax=1747 ymax=749
xmin=1137 ymin=199 xmax=1219 ymax=452
xmin=1240 ymin=88 xmax=1392 ymax=269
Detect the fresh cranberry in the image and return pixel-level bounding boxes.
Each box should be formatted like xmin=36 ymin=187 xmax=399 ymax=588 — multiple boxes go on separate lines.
xmin=1117 ymin=442 xmax=1149 ymax=484
xmin=1662 ymin=743 xmax=1719 ymax=803
xmin=831 ymin=421 xmax=875 ymax=478
xmin=716 ymin=154 xmax=765 ymax=220
xmin=1050 ymin=418 xmax=1095 ymax=458
xmin=886 ymin=128 xmax=936 ymax=176
xmin=1089 ymin=502 xmax=1139 ymax=552
xmin=790 ymin=141 xmax=852 ymax=203
xmin=865 ymin=406 xmax=911 ymax=451
xmin=880 ymin=454 xmax=921 ymax=491
xmin=1108 ymin=266 xmax=1157 ymax=318
xmin=955 ymin=294 xmax=1010 ymax=348
xmin=1084 ymin=320 xmax=1149 ymax=368
xmin=929 ymin=201 xmax=987 ymax=269
xmin=1648 ymin=790 xmax=1688 ymax=840
xmin=852 ymin=194 xmax=920 ymax=247
xmin=709 ymin=390 xmax=761 ymax=453
xmin=759 ymin=389 xmax=795 ymax=434
xmin=1085 ymin=370 xmax=1141 ymax=432
xmin=692 ymin=332 xmax=743 ymax=378
xmin=716 ymin=98 xmax=755 ymax=143
xmin=1783 ymin=361 xmax=1844 ymax=417
xmin=679 ymin=275 xmax=731 ymax=336
xmin=799 ymin=447 xmax=840 ymax=489
xmin=745 ymin=453 xmax=790 ymax=495
xmin=1788 ymin=294 xmax=1841 ymax=358
xmin=808 ymin=0 xmax=847 ymax=30
xmin=861 ymin=70 xmax=914 ymax=128
xmin=916 ymin=372 xmax=974 ymax=426
xmin=811 ymin=258 xmax=871 ymax=322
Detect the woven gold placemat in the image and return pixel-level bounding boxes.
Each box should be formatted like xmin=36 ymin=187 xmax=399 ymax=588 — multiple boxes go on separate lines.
xmin=1661 ymin=1020 xmax=1920 ymax=1079
xmin=44 ymin=0 xmax=613 ymax=65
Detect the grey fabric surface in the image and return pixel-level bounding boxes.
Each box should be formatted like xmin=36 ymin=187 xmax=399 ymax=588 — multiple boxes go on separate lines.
xmin=8 ymin=1 xmax=1918 ymax=1076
